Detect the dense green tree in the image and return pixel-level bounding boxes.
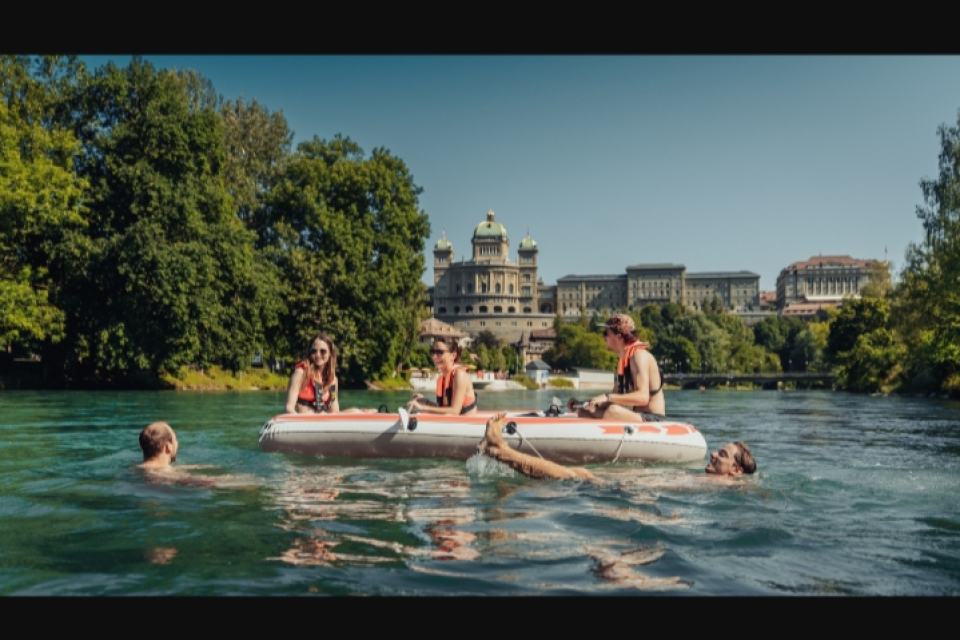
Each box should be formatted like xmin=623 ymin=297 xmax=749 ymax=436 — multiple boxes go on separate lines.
xmin=827 ymin=298 xmax=889 ymax=356
xmin=861 ymin=260 xmax=893 ymax=299
xmin=790 ymin=320 xmax=831 ymax=372
xmin=0 ymin=57 xmax=86 ymax=352
xmin=262 ymin=135 xmax=429 ymax=385
xmin=474 ymin=329 xmax=501 ymax=350
xmin=895 ymin=109 xmax=960 ymax=392
xmin=50 ymin=58 xmax=282 ymax=378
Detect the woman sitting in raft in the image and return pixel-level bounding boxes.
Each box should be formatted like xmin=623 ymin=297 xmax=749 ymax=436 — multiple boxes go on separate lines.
xmin=284 ymin=334 xmax=375 ymax=414
xmin=407 ymin=338 xmax=478 ymax=416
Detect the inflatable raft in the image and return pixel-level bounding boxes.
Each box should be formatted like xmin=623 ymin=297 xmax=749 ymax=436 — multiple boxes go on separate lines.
xmin=258 ymin=408 xmax=706 ymax=464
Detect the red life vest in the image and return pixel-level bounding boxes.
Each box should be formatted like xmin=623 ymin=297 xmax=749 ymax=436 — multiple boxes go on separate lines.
xmin=296 ymin=362 xmax=334 ymax=412
xmin=435 ymin=365 xmax=477 ymax=414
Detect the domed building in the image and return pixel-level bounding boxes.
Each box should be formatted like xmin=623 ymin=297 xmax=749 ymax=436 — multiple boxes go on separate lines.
xmin=430 ymin=210 xmax=556 ymax=345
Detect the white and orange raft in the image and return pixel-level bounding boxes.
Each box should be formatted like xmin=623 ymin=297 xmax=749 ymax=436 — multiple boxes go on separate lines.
xmin=258 ymin=408 xmax=706 ymax=465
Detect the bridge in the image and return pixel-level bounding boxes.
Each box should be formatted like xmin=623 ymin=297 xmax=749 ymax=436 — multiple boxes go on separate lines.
xmin=662 ymin=372 xmax=835 ymax=390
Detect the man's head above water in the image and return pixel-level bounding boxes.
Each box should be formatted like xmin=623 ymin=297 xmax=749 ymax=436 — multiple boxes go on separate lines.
xmin=705 ymin=441 xmax=756 ymax=476
xmin=139 ymin=421 xmax=178 ymax=469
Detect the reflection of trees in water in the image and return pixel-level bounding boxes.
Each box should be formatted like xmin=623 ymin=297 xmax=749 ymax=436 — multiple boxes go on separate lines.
xmin=265 ymin=464 xmax=694 ymax=589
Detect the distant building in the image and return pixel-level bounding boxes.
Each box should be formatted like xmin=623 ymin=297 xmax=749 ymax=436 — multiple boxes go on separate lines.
xmin=430 ymin=210 xmax=555 ymax=344
xmin=685 ymin=270 xmax=760 ymax=313
xmin=418 ymin=317 xmax=470 ymax=347
xmin=776 ymin=255 xmax=876 ymax=312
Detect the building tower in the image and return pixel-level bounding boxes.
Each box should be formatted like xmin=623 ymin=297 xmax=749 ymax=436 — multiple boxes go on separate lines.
xmin=517 ymin=231 xmax=538 ymax=313
xmin=433 ymin=232 xmax=453 ymax=285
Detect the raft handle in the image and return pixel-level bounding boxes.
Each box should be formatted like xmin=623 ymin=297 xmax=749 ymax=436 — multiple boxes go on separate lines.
xmin=408 ymin=417 xmax=418 ymax=432
xmin=505 ymin=421 xmax=517 ymax=435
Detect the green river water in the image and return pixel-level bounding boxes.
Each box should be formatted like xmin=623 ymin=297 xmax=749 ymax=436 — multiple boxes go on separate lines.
xmin=1 ymin=389 xmax=958 ymax=595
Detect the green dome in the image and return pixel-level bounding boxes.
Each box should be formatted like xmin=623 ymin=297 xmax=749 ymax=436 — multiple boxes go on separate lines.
xmin=434 ymin=232 xmax=452 ymax=251
xmin=473 ymin=210 xmax=508 ymax=240
xmin=519 ymin=235 xmax=537 ymax=250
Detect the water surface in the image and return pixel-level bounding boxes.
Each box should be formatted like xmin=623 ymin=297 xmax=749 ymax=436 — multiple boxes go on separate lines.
xmin=1 ymin=389 xmax=958 ymax=595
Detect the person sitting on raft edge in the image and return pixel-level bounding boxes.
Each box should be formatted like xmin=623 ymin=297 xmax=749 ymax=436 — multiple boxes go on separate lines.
xmin=566 ymin=314 xmax=665 ymax=421
xmin=407 ymin=338 xmax=478 ymax=416
xmin=284 ymin=333 xmax=376 ymax=414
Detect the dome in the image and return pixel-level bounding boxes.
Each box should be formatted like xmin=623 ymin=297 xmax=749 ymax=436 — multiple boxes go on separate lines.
xmin=473 ymin=210 xmax=508 ymax=240
xmin=519 ymin=233 xmax=537 ymax=250
xmin=434 ymin=232 xmax=452 ymax=251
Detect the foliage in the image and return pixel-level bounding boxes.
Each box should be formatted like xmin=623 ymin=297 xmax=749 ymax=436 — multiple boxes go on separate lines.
xmin=547 ymin=377 xmax=574 ymax=389
xmin=261 ymin=135 xmax=430 ymax=385
xmin=47 ymin=58 xmax=283 ymax=379
xmin=0 ymin=57 xmax=86 ymax=350
xmin=895 ymin=109 xmax=960 ymax=392
xmin=860 ymin=260 xmax=893 ymax=299
xmin=474 ymin=329 xmax=501 ymax=350
xmin=510 ymin=374 xmax=538 ymax=390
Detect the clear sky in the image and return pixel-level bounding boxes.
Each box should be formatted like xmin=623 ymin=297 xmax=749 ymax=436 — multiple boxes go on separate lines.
xmin=83 ymin=55 xmax=960 ymax=290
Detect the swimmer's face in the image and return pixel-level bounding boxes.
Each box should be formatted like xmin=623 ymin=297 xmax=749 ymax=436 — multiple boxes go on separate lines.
xmin=705 ymin=443 xmax=742 ymax=476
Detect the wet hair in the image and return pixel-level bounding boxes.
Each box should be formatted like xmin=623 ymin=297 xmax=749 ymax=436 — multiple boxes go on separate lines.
xmin=300 ymin=333 xmax=338 ymax=391
xmin=432 ymin=337 xmax=463 ymax=363
xmin=733 ymin=441 xmax=757 ymax=474
xmin=139 ymin=422 xmax=174 ymax=460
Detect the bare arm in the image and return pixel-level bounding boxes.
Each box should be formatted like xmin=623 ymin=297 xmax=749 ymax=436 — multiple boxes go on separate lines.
xmin=284 ymin=368 xmax=305 ymax=413
xmin=413 ymin=370 xmax=474 ymax=415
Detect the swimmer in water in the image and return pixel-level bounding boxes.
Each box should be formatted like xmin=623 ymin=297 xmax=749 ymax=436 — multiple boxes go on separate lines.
xmin=478 ymin=413 xmax=757 ymax=481
xmin=139 ymin=421 xmax=179 ymax=470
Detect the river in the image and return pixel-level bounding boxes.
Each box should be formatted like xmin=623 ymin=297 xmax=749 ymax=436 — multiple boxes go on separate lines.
xmin=1 ymin=389 xmax=958 ymax=595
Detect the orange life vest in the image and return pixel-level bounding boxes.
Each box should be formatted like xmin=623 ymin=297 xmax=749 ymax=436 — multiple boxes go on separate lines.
xmin=435 ymin=365 xmax=477 ymax=414
xmin=296 ymin=361 xmax=334 ymax=412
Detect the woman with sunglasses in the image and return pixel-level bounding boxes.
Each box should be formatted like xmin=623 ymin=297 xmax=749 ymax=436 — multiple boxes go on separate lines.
xmin=407 ymin=338 xmax=478 ymax=416
xmin=284 ymin=334 xmax=375 ymax=414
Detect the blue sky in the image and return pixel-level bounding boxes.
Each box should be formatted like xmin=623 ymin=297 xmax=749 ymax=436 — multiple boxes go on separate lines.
xmin=83 ymin=55 xmax=960 ymax=290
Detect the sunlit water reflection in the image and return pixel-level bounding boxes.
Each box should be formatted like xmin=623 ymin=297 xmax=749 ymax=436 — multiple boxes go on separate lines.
xmin=0 ymin=389 xmax=958 ymax=594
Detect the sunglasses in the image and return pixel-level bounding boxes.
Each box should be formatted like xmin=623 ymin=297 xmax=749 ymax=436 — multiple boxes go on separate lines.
xmin=430 ymin=349 xmax=448 ymax=356
xmin=309 ymin=348 xmax=330 ymax=356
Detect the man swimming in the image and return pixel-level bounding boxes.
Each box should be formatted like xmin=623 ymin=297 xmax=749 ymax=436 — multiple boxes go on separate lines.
xmin=138 ymin=421 xmax=179 ymax=469
xmin=478 ymin=413 xmax=756 ymax=480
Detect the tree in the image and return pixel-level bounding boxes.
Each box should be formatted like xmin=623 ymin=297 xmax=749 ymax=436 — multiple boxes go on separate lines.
xmin=474 ymin=329 xmax=501 ymax=350
xmin=896 ymin=109 xmax=960 ymax=392
xmin=861 ymin=260 xmax=893 ymax=299
xmin=51 ymin=58 xmax=282 ymax=379
xmin=262 ymin=135 xmax=430 ymax=385
xmin=0 ymin=57 xmax=87 ymax=352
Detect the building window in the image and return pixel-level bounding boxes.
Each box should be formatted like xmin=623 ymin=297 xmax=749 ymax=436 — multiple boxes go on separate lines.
xmin=453 ymin=306 xmax=460 ymax=313
xmin=508 ymin=306 xmax=516 ymax=313
xmin=480 ymin=321 xmax=486 ymax=327
xmin=511 ymin=321 xmax=517 ymax=326
xmin=495 ymin=283 xmax=502 ymax=294
xmin=479 ymin=306 xmax=488 ymax=313
xmin=466 ymin=305 xmax=473 ymax=313
xmin=468 ymin=284 xmax=474 ymax=293
xmin=523 ymin=307 xmax=532 ymax=313
xmin=542 ymin=322 xmax=548 ymax=326
xmin=438 ymin=307 xmax=446 ymax=314
xmin=527 ymin=321 xmax=533 ymax=326
xmin=495 ymin=321 xmax=501 ymax=326
xmin=509 ymin=284 xmax=514 ymax=294
xmin=524 ymin=274 xmax=531 ymax=282
xmin=481 ymin=283 xmax=488 ymax=294
xmin=494 ymin=306 xmax=503 ymax=313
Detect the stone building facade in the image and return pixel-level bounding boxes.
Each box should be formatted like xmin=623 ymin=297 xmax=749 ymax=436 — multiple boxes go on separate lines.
xmin=430 ymin=211 xmax=555 ymax=344
xmin=555 ymin=264 xmax=760 ymax=317
xmin=775 ymin=255 xmax=876 ymax=312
